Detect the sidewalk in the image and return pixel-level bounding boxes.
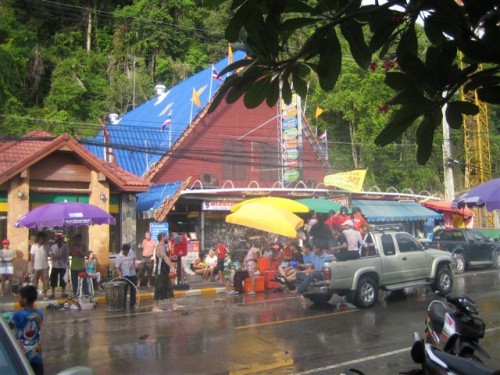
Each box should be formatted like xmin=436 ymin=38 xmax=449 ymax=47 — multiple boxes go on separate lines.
xmin=0 ymin=280 xmax=228 ymax=312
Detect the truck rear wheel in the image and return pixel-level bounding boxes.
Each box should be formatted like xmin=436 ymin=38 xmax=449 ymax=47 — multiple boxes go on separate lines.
xmin=354 ymin=276 xmax=378 ymax=308
xmin=432 ymin=265 xmax=453 ymax=295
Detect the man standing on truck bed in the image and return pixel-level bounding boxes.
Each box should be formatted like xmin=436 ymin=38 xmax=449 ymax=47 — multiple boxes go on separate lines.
xmin=342 ymin=220 xmax=363 ymax=260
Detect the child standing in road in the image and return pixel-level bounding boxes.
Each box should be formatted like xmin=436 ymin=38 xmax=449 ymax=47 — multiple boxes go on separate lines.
xmin=11 ymin=285 xmax=44 ymax=375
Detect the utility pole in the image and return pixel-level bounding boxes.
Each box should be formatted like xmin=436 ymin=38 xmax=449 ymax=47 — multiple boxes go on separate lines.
xmin=442 ymin=104 xmax=455 ymax=201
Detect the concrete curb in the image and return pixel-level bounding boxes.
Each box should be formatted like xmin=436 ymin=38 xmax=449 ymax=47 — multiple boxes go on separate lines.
xmin=0 ymin=287 xmax=228 ymax=312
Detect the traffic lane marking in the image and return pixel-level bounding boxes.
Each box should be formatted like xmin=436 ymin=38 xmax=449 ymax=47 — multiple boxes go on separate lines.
xmin=296 ymin=347 xmax=410 ymax=374
xmin=235 ymin=308 xmax=360 ymax=330
xmin=294 ymin=325 xmax=500 ymax=374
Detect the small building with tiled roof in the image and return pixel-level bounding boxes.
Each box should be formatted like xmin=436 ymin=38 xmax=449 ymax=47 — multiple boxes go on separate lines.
xmin=0 ymin=131 xmax=150 ymax=271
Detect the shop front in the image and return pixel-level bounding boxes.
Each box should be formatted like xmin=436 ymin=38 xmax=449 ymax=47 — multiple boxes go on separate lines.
xmin=351 ymin=199 xmax=443 ymax=238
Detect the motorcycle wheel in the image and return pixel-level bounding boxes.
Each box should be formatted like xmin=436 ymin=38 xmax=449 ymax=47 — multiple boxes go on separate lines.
xmin=432 ymin=266 xmax=453 ymax=295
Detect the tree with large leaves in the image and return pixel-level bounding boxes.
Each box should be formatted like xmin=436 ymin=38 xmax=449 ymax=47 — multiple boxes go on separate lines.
xmin=208 ymin=0 xmax=500 ymax=164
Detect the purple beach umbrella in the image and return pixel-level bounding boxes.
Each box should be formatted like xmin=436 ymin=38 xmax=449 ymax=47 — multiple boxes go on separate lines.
xmin=14 ymin=202 xmax=116 ymax=229
xmin=452 ymin=178 xmax=500 ymax=211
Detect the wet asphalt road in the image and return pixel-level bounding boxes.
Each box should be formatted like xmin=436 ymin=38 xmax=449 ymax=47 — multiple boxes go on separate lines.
xmin=42 ymin=269 xmax=500 ymax=375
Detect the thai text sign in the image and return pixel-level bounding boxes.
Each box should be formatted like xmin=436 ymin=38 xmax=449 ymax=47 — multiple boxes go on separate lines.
xmin=324 ymin=170 xmax=367 ymax=193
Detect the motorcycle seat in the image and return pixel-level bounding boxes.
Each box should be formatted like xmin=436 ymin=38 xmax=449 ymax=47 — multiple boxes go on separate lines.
xmin=431 ymin=346 xmax=494 ymax=375
xmin=428 ymin=300 xmax=447 ymax=334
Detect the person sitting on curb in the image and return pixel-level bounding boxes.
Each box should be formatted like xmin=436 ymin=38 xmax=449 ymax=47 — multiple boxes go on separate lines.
xmin=203 ymin=249 xmax=218 ymax=282
xmin=191 ymin=256 xmax=210 ymax=280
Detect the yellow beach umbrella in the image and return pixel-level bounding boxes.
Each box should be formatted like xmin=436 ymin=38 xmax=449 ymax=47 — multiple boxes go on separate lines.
xmin=226 ymin=202 xmax=304 ymax=238
xmin=230 ymin=196 xmax=309 ymax=213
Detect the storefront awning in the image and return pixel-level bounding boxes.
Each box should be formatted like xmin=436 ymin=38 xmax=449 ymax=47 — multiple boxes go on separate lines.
xmin=421 ymin=200 xmax=474 ymax=218
xmin=351 ymin=199 xmax=442 ymax=222
xmin=136 ymin=177 xmax=191 ymax=221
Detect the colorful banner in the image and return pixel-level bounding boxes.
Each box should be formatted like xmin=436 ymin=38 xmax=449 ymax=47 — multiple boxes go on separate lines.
xmin=324 ymin=169 xmax=367 ymax=193
xmin=281 ymin=93 xmax=302 ymax=183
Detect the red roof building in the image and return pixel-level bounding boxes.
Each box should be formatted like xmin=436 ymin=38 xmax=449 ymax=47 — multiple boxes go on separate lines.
xmin=145 ymin=98 xmax=330 ymax=189
xmin=0 ymin=131 xmax=150 ymax=269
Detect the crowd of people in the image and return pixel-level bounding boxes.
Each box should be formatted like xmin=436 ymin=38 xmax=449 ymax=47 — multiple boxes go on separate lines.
xmin=228 ymin=206 xmax=373 ymax=294
xmin=0 ymin=207 xmax=375 ymax=375
xmin=1 ymin=206 xmax=372 ymax=302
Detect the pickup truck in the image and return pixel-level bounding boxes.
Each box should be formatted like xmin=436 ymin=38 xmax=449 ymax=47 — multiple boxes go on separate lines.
xmin=301 ymin=229 xmax=455 ymax=308
xmin=426 ymin=228 xmax=500 ymax=274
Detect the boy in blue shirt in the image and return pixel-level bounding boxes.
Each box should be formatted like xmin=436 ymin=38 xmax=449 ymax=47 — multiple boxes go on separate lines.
xmin=296 ymin=241 xmax=330 ymax=294
xmin=12 ymin=285 xmax=44 ymax=374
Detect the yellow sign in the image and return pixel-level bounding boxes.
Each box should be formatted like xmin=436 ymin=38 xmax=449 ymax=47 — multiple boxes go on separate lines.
xmin=324 ymin=169 xmax=367 ymax=193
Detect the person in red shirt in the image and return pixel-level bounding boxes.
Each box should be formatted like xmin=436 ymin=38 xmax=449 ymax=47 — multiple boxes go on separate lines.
xmin=215 ymin=243 xmax=227 ymax=282
xmin=324 ymin=210 xmax=336 ymax=229
xmin=352 ymin=207 xmax=370 ymax=235
xmin=330 ymin=206 xmax=351 ymax=228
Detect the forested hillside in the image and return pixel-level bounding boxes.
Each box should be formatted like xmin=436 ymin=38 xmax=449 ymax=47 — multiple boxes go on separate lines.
xmin=0 ymin=0 xmax=498 ymax=194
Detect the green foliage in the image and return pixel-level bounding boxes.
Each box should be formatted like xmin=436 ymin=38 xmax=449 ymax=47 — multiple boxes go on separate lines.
xmin=0 ymin=0 xmax=498 ymax=194
xmin=0 ymin=0 xmax=229 ymax=135
xmin=308 ymin=53 xmax=444 ymax=191
xmin=210 ymin=0 xmax=500 ymax=165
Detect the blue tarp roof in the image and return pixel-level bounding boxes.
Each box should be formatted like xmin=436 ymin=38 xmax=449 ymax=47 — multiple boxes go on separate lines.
xmin=136 ymin=181 xmax=184 ymax=212
xmin=84 ymin=51 xmax=246 ymax=177
xmin=351 ymin=200 xmax=442 ymax=222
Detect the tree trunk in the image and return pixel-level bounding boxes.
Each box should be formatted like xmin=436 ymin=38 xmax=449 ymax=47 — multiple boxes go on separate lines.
xmin=349 ymin=120 xmax=358 ymax=168
xmin=86 ymin=5 xmax=92 ymax=53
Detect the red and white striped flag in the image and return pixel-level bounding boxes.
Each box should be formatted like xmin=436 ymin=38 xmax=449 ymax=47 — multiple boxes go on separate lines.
xmin=212 ymin=65 xmax=223 ymax=81
xmin=161 ymin=110 xmax=172 ymax=130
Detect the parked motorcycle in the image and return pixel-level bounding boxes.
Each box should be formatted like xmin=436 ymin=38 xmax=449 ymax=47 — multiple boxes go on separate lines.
xmin=425 ymin=292 xmax=489 ymax=360
xmin=410 ymin=332 xmax=496 ymax=375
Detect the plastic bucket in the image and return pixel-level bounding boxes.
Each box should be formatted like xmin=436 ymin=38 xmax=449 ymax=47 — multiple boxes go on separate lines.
xmin=257 ymin=257 xmax=271 ymax=271
xmin=243 ymin=275 xmax=265 ymax=293
xmin=102 ymin=281 xmax=126 ymax=312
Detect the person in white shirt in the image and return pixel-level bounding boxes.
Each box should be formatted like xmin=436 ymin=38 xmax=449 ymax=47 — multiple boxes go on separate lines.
xmin=49 ymin=235 xmax=69 ymax=299
xmin=204 ymin=249 xmax=218 ymax=282
xmin=30 ymin=232 xmax=50 ymax=300
xmin=114 ymin=244 xmax=137 ymax=308
xmin=342 ymin=220 xmax=363 ymax=260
